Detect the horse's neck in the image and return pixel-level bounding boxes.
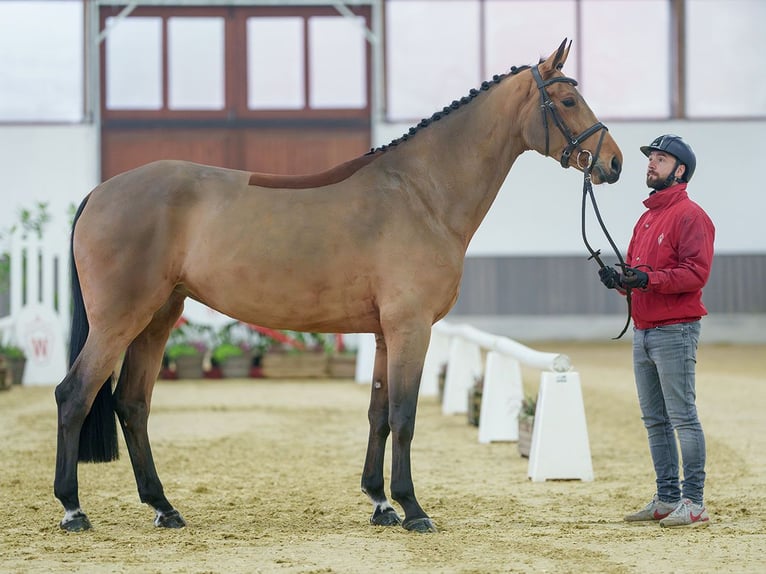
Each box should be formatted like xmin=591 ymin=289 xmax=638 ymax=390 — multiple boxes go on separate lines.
xmin=384 ymin=78 xmax=528 ymax=248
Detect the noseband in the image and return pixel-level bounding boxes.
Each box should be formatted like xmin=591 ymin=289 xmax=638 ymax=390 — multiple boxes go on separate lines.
xmin=530 ymin=64 xmax=631 ymax=339
xmin=531 ymin=64 xmax=606 ymax=170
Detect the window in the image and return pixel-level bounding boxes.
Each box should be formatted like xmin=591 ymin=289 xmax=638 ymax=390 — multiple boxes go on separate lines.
xmin=0 ymin=0 xmax=83 ymax=122
xmin=247 ymin=17 xmax=305 ymax=110
xmin=168 ymin=17 xmax=225 ymax=110
xmin=686 ymin=0 xmax=766 ymax=118
xmin=308 ymin=16 xmax=367 ymax=109
xmin=106 ymin=17 xmax=163 ymax=110
xmin=386 ymin=0 xmax=480 ymax=122
xmin=484 ymin=1 xmax=577 ymax=79
xmin=580 ymin=0 xmax=670 ymax=118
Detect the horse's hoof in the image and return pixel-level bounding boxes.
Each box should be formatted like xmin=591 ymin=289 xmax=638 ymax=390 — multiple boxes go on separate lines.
xmin=60 ymin=511 xmax=92 ymax=532
xmin=370 ymin=507 xmax=402 ymax=527
xmin=154 ymin=509 xmax=186 ymax=528
xmin=403 ymin=517 xmax=438 ymax=533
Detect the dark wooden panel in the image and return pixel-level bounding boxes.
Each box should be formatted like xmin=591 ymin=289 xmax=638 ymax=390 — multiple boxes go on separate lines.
xmin=240 ymin=127 xmax=370 ymax=175
xmin=102 ymin=128 xmax=238 ymax=180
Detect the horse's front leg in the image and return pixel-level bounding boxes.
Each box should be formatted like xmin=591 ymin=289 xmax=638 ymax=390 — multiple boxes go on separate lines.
xmin=361 ymin=334 xmax=402 ymax=527
xmin=386 ymin=322 xmax=437 ymax=533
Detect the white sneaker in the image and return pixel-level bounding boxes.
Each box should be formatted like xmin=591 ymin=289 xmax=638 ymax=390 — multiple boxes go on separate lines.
xmin=659 ymin=498 xmax=711 ymax=528
xmin=624 ymin=494 xmax=678 ymax=522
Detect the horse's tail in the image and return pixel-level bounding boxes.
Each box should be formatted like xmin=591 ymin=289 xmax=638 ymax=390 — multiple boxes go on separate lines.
xmin=69 ymin=195 xmax=119 ymax=463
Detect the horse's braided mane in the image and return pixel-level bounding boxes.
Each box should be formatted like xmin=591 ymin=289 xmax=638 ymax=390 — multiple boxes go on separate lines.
xmin=366 ymin=64 xmax=532 ymax=155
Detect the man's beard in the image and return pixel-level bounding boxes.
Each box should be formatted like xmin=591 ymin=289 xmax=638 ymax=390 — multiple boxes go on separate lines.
xmin=646 ymin=172 xmax=670 ymax=191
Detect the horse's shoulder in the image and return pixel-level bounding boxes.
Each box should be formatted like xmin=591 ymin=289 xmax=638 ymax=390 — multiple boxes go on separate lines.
xmin=247 ymin=153 xmax=380 ymax=189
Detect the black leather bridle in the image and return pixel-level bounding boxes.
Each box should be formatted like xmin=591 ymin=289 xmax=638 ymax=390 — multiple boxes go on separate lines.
xmin=530 ymin=64 xmax=606 ymax=170
xmin=531 ymin=64 xmax=632 ymax=339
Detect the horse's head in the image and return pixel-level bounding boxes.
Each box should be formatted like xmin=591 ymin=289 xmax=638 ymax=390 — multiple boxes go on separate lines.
xmin=520 ymin=39 xmax=622 ymax=184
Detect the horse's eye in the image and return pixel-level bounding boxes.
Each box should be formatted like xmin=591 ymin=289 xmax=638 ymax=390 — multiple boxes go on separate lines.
xmin=562 ymin=98 xmax=576 ymax=108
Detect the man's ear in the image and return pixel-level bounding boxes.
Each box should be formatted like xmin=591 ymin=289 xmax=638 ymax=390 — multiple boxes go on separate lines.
xmin=676 ymin=163 xmax=687 ymax=181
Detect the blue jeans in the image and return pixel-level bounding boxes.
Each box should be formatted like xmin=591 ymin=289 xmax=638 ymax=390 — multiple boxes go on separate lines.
xmin=632 ymin=321 xmax=706 ymax=505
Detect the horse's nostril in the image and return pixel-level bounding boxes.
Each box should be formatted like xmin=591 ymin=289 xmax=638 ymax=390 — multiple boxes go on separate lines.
xmin=611 ymin=156 xmax=622 ymax=174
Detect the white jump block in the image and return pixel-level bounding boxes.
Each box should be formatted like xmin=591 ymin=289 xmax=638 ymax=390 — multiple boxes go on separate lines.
xmin=442 ymin=336 xmax=482 ymax=415
xmin=16 ymin=305 xmax=68 ymax=386
xmin=528 ymin=371 xmax=594 ymax=482
xmin=478 ymin=351 xmax=523 ymax=443
xmin=355 ymin=333 xmax=376 ymax=384
xmin=421 ymin=327 xmax=451 ymax=397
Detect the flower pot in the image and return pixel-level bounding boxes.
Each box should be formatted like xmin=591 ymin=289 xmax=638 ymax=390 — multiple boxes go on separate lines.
xmin=328 ymin=354 xmax=356 ymax=378
xmin=437 ymin=364 xmax=447 ymax=403
xmin=518 ymin=417 xmax=534 ymax=458
xmin=0 ymin=362 xmax=10 ymax=390
xmin=261 ymin=351 xmax=328 ymax=379
xmin=2 ymin=356 xmax=26 ymax=386
xmin=173 ymin=355 xmax=204 ymax=380
xmin=220 ymin=353 xmax=252 ymax=379
xmin=467 ymin=387 xmax=482 ymax=426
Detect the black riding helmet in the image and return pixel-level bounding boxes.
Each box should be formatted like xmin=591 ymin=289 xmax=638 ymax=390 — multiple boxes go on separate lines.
xmin=640 ymin=134 xmax=696 ymax=182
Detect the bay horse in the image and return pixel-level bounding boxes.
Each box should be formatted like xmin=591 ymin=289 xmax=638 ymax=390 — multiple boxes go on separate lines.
xmin=54 ymin=39 xmax=621 ymax=533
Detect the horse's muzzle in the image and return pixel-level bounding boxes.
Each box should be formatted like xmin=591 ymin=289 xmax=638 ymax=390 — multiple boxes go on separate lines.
xmin=595 ymin=155 xmax=621 ymax=184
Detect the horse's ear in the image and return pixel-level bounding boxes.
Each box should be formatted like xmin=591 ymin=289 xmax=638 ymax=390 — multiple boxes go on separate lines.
xmin=540 ymin=38 xmax=571 ymax=76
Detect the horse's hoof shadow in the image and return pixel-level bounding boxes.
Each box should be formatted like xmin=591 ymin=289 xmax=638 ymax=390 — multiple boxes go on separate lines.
xmin=60 ymin=512 xmax=92 ymax=532
xmin=370 ymin=507 xmax=402 ymax=527
xmin=154 ymin=509 xmax=186 ymax=529
xmin=403 ymin=517 xmax=438 ymax=533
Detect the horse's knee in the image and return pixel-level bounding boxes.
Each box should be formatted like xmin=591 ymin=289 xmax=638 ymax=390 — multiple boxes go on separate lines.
xmin=55 ymin=379 xmax=90 ymax=425
xmin=368 ymin=410 xmax=390 ymax=438
xmin=113 ymin=395 xmax=148 ymax=427
xmin=389 ymin=416 xmax=415 ymax=444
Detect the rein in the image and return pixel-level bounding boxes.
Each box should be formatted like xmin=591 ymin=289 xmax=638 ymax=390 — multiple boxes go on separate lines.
xmin=531 ymin=64 xmax=631 ymax=339
xmin=580 ymin=145 xmax=633 ymax=339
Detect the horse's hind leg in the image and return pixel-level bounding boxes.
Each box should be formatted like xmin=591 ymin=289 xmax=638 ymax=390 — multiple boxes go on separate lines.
xmin=113 ymin=292 xmax=186 ymax=528
xmin=361 ymin=333 xmax=402 ymax=527
xmin=55 ymin=339 xmax=127 ymax=530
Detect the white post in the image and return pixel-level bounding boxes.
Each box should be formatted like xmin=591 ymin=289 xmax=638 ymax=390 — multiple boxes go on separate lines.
xmin=441 ymin=336 xmax=482 ymax=415
xmin=527 ymin=371 xmax=594 ymax=482
xmin=477 ymin=351 xmax=523 ymax=443
xmin=421 ymin=326 xmax=450 ymax=397
xmin=354 ymin=332 xmax=376 ymax=384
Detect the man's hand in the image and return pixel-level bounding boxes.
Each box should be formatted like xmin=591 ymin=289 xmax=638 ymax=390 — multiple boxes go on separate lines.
xmin=598 ymin=266 xmax=621 ymax=289
xmin=621 ymin=266 xmax=649 ymax=289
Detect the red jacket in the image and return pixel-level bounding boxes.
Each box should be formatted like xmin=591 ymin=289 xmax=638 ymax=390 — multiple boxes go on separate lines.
xmin=626 ymin=183 xmax=715 ymax=330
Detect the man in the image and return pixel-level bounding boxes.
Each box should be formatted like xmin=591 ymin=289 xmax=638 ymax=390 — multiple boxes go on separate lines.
xmin=598 ymin=135 xmax=715 ymax=528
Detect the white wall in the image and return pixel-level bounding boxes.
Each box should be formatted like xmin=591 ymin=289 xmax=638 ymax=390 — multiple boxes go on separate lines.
xmin=0 ymin=125 xmax=98 ymax=238
xmin=377 ymin=120 xmax=766 ymax=256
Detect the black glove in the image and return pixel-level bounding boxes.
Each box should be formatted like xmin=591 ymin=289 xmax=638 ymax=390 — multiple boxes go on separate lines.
xmin=598 ymin=266 xmax=621 ymax=289
xmin=621 ymin=266 xmax=649 ymax=289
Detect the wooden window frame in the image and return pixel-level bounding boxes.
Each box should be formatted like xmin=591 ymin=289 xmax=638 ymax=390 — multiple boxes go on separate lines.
xmin=100 ymin=4 xmax=372 ymax=123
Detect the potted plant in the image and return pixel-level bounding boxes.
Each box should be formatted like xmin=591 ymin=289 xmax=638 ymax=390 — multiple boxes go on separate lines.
xmin=467 ymin=373 xmax=483 ymax=427
xmin=518 ymin=395 xmax=537 ymax=458
xmin=261 ymin=330 xmax=329 ymax=378
xmin=164 ymin=320 xmax=208 ymax=380
xmin=0 ymin=339 xmax=26 ymax=386
xmin=437 ymin=363 xmax=447 ymax=404
xmin=210 ymin=322 xmax=264 ymax=379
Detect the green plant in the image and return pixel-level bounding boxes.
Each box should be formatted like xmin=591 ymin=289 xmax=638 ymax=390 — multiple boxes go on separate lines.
xmin=211 ymin=341 xmax=243 ymax=363
xmin=0 ymin=201 xmax=54 ymax=294
xmin=164 ymin=320 xmax=208 ymax=360
xmin=520 ymin=395 xmax=537 ymax=420
xmin=165 ymin=343 xmax=201 ymax=361
xmin=0 ymin=340 xmax=25 ymax=360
